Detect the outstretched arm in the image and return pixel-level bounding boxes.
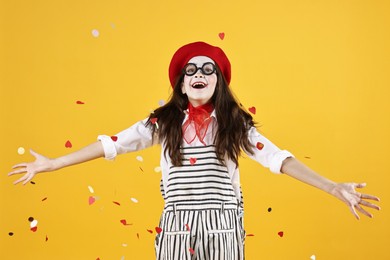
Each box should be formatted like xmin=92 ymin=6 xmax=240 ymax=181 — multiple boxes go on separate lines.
xmin=8 ymin=141 xmax=104 ymax=185
xmin=280 ymin=157 xmax=380 ymax=220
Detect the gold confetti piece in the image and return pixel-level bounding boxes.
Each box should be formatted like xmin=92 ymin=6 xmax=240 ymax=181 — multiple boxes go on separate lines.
xmin=130 ymin=198 xmax=138 ymax=203
xmin=88 ymin=186 xmax=94 ymax=193
xmin=17 ymin=147 xmax=25 ymax=155
xmin=154 ymin=166 xmax=161 ymax=173
xmin=30 ymin=220 xmax=38 ymax=228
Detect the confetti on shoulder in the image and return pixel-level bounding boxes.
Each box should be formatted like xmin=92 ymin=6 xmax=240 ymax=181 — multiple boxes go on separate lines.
xmin=150 ymin=118 xmax=159 ymax=129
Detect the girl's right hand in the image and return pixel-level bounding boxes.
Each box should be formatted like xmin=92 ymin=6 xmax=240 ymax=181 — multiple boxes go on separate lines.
xmin=8 ymin=149 xmax=57 ymax=185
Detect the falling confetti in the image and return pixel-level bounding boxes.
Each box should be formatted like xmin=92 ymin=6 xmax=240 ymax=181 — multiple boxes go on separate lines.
xmin=256 ymin=142 xmax=264 ymax=150
xmin=122 ymin=243 xmax=128 ymax=247
xmin=41 ymin=197 xmax=48 ymax=202
xmin=30 ymin=227 xmax=38 ymax=232
xmin=155 ymin=227 xmax=162 ymax=234
xmin=189 ymin=248 xmax=195 ymax=254
xmin=17 ymin=147 xmax=25 ymax=155
xmin=8 ymin=232 xmax=14 ymax=236
xmin=310 ymin=255 xmax=316 ymax=260
xmin=111 ymin=136 xmax=118 ymax=142
xmin=113 ymin=201 xmax=121 ymax=206
xmin=158 ymin=100 xmax=165 ymax=106
xmin=137 ymin=233 xmax=140 ymax=239
xmin=76 ymin=101 xmax=85 ymax=104
xmin=130 ymin=198 xmax=138 ymax=203
xmin=120 ymin=219 xmax=132 ymax=226
xmin=30 ymin=181 xmax=36 ymax=185
xmin=88 ymin=186 xmax=94 ymax=193
xmin=136 ymin=156 xmax=143 ymax=162
xmin=88 ymin=196 xmax=96 ymax=205
xmin=30 ymin=220 xmax=38 ymax=228
xmin=218 ymin=32 xmax=225 ymax=40
xmin=247 ymin=234 xmax=255 ymax=237
xmin=65 ymin=140 xmax=72 ymax=148
xmin=267 ymin=207 xmax=272 ymax=212
xmin=45 ymin=235 xmax=48 ymax=242
xmin=248 ymin=107 xmax=256 ymax=114
xmin=278 ymin=231 xmax=284 ymax=237
xmin=92 ymin=29 xmax=100 ymax=37
xmin=154 ymin=166 xmax=161 ymax=173
xmin=28 ymin=217 xmax=34 ymax=222
xmin=150 ymin=118 xmax=159 ymax=129
xmin=189 ymin=158 xmax=197 ymax=165
xmin=185 ymin=224 xmax=190 ymax=231
xmin=147 ymin=229 xmax=153 ymax=234
xmin=139 ymin=167 xmax=144 ymax=172
xmin=304 ymin=156 xmax=311 ymax=159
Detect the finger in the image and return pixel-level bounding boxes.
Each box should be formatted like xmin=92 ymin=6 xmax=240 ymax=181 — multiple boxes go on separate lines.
xmin=12 ymin=163 xmax=27 ymax=169
xmin=355 ymin=204 xmax=373 ymax=218
xmin=359 ymin=200 xmax=381 ymax=211
xmin=13 ymin=174 xmax=29 ymax=185
xmin=349 ymin=205 xmax=360 ymax=220
xmin=29 ymin=149 xmax=40 ymax=158
xmin=22 ymin=174 xmax=34 ymax=185
xmin=8 ymin=169 xmax=27 ymax=176
xmin=361 ymin=194 xmax=380 ymax=201
xmin=355 ymin=183 xmax=367 ymax=189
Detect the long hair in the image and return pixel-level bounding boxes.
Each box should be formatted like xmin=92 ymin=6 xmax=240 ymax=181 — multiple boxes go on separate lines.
xmin=146 ymin=65 xmax=255 ymax=166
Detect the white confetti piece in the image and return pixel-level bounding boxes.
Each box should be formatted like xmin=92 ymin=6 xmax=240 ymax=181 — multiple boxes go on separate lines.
xmin=158 ymin=100 xmax=165 ymax=106
xmin=130 ymin=198 xmax=138 ymax=203
xmin=122 ymin=243 xmax=128 ymax=247
xmin=154 ymin=166 xmax=161 ymax=173
xmin=310 ymin=255 xmax=316 ymax=260
xmin=92 ymin=29 xmax=100 ymax=37
xmin=30 ymin=219 xmax=38 ymax=228
xmin=136 ymin=156 xmax=143 ymax=162
xmin=17 ymin=147 xmax=25 ymax=155
xmin=88 ymin=186 xmax=94 ymax=193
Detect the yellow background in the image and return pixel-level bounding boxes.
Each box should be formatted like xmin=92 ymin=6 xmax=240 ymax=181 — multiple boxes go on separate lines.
xmin=1 ymin=0 xmax=389 ymax=259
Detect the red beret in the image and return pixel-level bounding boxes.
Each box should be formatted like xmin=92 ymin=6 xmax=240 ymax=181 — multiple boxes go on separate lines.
xmin=168 ymin=41 xmax=231 ymax=88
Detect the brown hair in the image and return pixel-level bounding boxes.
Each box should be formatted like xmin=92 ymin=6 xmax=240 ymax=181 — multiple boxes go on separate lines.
xmin=146 ymin=65 xmax=255 ymax=166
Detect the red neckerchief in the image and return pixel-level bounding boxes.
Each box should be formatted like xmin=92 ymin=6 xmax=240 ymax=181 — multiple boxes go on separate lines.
xmin=182 ymin=103 xmax=214 ymax=145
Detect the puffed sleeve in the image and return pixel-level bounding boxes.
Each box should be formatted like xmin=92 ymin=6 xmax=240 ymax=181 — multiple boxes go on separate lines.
xmin=97 ymin=118 xmax=157 ymax=160
xmin=246 ymin=127 xmax=294 ymax=174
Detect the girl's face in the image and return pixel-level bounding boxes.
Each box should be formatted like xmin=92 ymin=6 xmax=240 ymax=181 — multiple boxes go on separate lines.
xmin=181 ymin=56 xmax=217 ymax=107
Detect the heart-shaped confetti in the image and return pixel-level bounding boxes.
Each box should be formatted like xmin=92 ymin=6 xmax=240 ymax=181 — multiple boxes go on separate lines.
xmin=218 ymin=32 xmax=225 ymax=40
xmin=111 ymin=136 xmax=118 ymax=142
xmin=256 ymin=142 xmax=264 ymax=150
xmin=113 ymin=201 xmax=121 ymax=206
xmin=30 ymin=226 xmax=38 ymax=232
xmin=155 ymin=227 xmax=162 ymax=234
xmin=150 ymin=118 xmax=158 ymax=124
xmin=278 ymin=231 xmax=284 ymax=237
xmin=189 ymin=158 xmax=197 ymax=165
xmin=248 ymin=107 xmax=256 ymax=114
xmin=189 ymin=248 xmax=195 ymax=255
xmin=65 ymin=140 xmax=72 ymax=148
xmin=76 ymin=101 xmax=85 ymax=104
xmin=88 ymin=196 xmax=96 ymax=205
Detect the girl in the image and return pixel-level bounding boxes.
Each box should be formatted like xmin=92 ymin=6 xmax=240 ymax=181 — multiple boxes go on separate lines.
xmin=8 ymin=42 xmax=380 ymax=260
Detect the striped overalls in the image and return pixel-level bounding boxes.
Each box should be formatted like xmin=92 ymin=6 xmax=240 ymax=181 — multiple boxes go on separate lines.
xmin=155 ymin=145 xmax=245 ymax=260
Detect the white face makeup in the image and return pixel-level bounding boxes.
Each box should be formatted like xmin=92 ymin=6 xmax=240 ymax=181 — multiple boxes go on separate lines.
xmin=181 ymin=56 xmax=217 ymax=107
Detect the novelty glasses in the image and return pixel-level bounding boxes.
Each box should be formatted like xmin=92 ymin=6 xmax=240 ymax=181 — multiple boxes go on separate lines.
xmin=183 ymin=62 xmax=216 ymax=76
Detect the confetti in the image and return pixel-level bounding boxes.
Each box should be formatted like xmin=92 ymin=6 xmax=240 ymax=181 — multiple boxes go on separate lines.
xmin=136 ymin=156 xmax=143 ymax=162
xmin=278 ymin=231 xmax=284 ymax=237
xmin=30 ymin=226 xmax=38 ymax=232
xmin=304 ymin=156 xmax=311 ymax=159
xmin=92 ymin=29 xmax=100 ymax=37
xmin=189 ymin=158 xmax=197 ymax=165
xmin=113 ymin=201 xmax=121 ymax=206
xmin=189 ymin=248 xmax=195 ymax=254
xmin=310 ymin=255 xmax=316 ymax=260
xmin=8 ymin=232 xmax=14 ymax=236
xmin=267 ymin=207 xmax=272 ymax=212
xmin=76 ymin=101 xmax=85 ymax=104
xmin=218 ymin=32 xmax=225 ymax=40
xmin=147 ymin=229 xmax=153 ymax=234
xmin=42 ymin=197 xmax=48 ymax=202
xmin=256 ymin=142 xmax=264 ymax=150
xmin=88 ymin=186 xmax=94 ymax=193
xmin=28 ymin=217 xmax=34 ymax=222
xmin=130 ymin=198 xmax=138 ymax=203
xmin=248 ymin=107 xmax=256 ymax=114
xmin=30 ymin=220 xmax=38 ymax=228
xmin=120 ymin=219 xmax=132 ymax=226
xmin=139 ymin=167 xmax=144 ymax=172
xmin=65 ymin=140 xmax=72 ymax=148
xmin=154 ymin=166 xmax=161 ymax=173
xmin=88 ymin=196 xmax=96 ymax=205
xmin=158 ymin=100 xmax=165 ymax=106
xmin=185 ymin=224 xmax=190 ymax=231
xmin=30 ymin=181 xmax=36 ymax=185
xmin=122 ymin=243 xmax=128 ymax=247
xmin=45 ymin=235 xmax=48 ymax=241
xmin=17 ymin=147 xmax=25 ymax=155
xmin=111 ymin=136 xmax=118 ymax=142
xmin=247 ymin=234 xmax=255 ymax=237
xmin=137 ymin=233 xmax=140 ymax=239
xmin=155 ymin=227 xmax=162 ymax=234
xmin=150 ymin=118 xmax=158 ymax=124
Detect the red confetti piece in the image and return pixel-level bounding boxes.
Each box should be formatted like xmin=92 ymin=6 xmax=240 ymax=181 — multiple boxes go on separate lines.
xmin=248 ymin=107 xmax=256 ymax=114
xmin=218 ymin=32 xmax=225 ymax=40
xmin=88 ymin=196 xmax=96 ymax=205
xmin=189 ymin=158 xmax=197 ymax=165
xmin=42 ymin=197 xmax=47 ymax=202
xmin=278 ymin=231 xmax=284 ymax=237
xmin=150 ymin=118 xmax=158 ymax=124
xmin=120 ymin=219 xmax=132 ymax=226
xmin=256 ymin=142 xmax=264 ymax=150
xmin=189 ymin=248 xmax=195 ymax=255
xmin=45 ymin=235 xmax=48 ymax=241
xmin=113 ymin=201 xmax=121 ymax=206
xmin=185 ymin=224 xmax=190 ymax=231
xmin=65 ymin=140 xmax=72 ymax=148
xmin=111 ymin=136 xmax=118 ymax=142
xmin=147 ymin=229 xmax=153 ymax=234
xmin=76 ymin=101 xmax=85 ymax=104
xmin=31 ymin=226 xmax=38 ymax=232
xmin=247 ymin=234 xmax=255 ymax=237
xmin=155 ymin=227 xmax=162 ymax=234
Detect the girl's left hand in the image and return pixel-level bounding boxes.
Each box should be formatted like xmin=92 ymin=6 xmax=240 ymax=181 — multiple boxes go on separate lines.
xmin=330 ymin=183 xmax=380 ymax=219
